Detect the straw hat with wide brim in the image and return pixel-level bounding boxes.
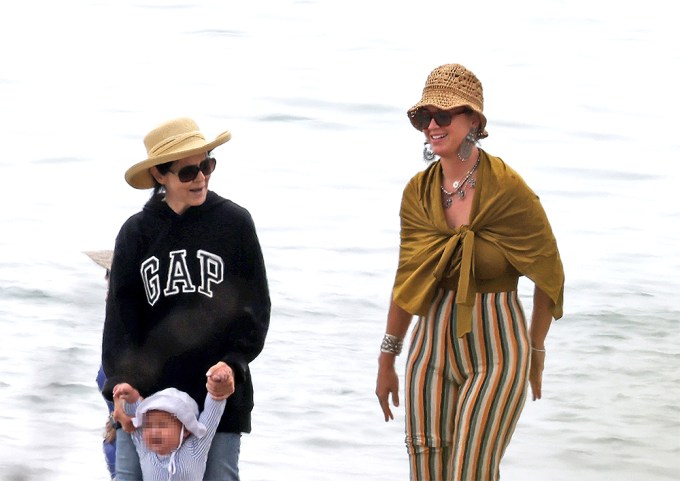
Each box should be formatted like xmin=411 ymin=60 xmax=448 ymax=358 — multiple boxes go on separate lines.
xmin=84 ymin=250 xmax=113 ymax=270
xmin=125 ymin=117 xmax=232 ymax=189
xmin=407 ymin=63 xmax=488 ymax=138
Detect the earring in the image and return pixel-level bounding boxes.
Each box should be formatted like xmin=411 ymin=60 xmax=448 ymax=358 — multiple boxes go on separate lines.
xmin=423 ymin=142 xmax=436 ymax=162
xmin=457 ymin=128 xmax=478 ymax=162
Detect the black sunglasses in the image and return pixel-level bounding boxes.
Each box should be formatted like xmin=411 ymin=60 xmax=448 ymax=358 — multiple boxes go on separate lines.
xmin=408 ymin=108 xmax=470 ymax=131
xmin=170 ymin=157 xmax=217 ymax=183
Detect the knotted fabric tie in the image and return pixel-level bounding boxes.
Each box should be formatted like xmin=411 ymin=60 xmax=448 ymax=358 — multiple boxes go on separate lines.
xmin=392 ymin=152 xmax=564 ymax=339
xmin=149 ymin=132 xmax=205 ymax=157
xmin=432 ymin=228 xmax=477 ymax=337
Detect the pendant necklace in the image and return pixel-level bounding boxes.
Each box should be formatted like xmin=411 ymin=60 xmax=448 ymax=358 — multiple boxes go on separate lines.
xmin=441 ymin=156 xmax=480 ymax=209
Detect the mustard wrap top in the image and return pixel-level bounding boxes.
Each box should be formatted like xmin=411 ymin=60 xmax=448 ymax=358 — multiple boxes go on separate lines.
xmin=392 ymin=150 xmax=564 ymax=337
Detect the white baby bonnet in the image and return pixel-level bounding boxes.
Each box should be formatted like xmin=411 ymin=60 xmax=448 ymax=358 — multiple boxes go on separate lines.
xmin=133 ymin=387 xmax=207 ymax=438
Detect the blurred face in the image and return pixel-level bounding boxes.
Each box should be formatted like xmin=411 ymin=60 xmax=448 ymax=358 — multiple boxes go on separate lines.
xmin=142 ymin=410 xmax=185 ymax=455
xmin=152 ymin=152 xmax=214 ymax=214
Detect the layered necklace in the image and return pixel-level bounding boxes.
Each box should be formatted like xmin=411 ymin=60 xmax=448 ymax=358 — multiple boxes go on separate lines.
xmin=440 ymin=155 xmax=480 ymax=209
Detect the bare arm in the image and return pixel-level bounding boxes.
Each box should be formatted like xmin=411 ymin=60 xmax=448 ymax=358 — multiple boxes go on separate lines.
xmin=528 ymin=285 xmax=554 ymax=401
xmin=375 ymin=298 xmax=413 ymax=421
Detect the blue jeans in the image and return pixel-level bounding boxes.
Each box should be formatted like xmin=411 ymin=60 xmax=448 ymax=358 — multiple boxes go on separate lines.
xmin=204 ymin=433 xmax=241 ymax=481
xmin=103 ymin=438 xmax=116 ymax=479
xmin=115 ymin=429 xmax=241 ymax=481
xmin=114 ymin=429 xmax=142 ymax=481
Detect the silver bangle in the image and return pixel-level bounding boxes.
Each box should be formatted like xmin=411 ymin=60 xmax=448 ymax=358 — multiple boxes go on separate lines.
xmin=531 ymin=346 xmax=546 ymax=353
xmin=380 ymin=333 xmax=404 ymax=355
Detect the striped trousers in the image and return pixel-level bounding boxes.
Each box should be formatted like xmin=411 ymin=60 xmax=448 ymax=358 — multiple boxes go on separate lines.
xmin=405 ymin=290 xmax=530 ymax=481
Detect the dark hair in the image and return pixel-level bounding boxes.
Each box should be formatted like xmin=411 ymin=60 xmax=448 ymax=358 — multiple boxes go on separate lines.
xmin=150 ymin=150 xmax=213 ymax=197
xmin=152 ymin=160 xmax=174 ymax=196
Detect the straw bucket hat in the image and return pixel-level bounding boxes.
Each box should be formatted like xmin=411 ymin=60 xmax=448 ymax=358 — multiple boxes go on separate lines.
xmin=125 ymin=117 xmax=232 ymax=189
xmin=84 ymin=250 xmax=113 ymax=270
xmin=408 ymin=63 xmax=488 ymax=138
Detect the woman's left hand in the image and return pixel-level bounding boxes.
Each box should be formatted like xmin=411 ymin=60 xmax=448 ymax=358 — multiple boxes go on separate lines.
xmin=206 ymin=361 xmax=235 ymax=400
xmin=529 ymin=349 xmax=545 ymax=401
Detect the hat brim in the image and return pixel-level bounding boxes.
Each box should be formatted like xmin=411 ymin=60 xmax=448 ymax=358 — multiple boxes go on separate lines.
xmin=125 ymin=130 xmax=231 ymax=190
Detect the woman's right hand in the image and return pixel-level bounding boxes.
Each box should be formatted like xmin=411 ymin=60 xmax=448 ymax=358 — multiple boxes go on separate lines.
xmin=112 ymin=383 xmax=139 ymax=433
xmin=113 ymin=382 xmax=140 ymax=403
xmin=376 ymin=353 xmax=400 ymax=422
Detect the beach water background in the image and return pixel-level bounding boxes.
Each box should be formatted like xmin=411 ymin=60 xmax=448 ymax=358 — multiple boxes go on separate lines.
xmin=0 ymin=0 xmax=678 ymax=479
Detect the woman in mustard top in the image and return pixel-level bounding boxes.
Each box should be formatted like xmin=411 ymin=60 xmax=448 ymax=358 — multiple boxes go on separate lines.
xmin=375 ymin=64 xmax=564 ymax=481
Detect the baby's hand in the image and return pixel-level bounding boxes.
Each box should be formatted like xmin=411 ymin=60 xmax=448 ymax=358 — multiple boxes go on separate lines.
xmin=113 ymin=406 xmax=136 ymax=434
xmin=112 ymin=383 xmax=139 ymax=433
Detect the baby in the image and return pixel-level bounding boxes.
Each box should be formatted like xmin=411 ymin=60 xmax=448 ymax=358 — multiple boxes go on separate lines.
xmin=114 ymin=375 xmax=229 ymax=480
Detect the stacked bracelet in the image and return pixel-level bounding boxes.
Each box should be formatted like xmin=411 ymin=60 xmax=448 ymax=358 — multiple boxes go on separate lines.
xmin=380 ymin=333 xmax=404 ymax=355
xmin=531 ymin=346 xmax=546 ymax=353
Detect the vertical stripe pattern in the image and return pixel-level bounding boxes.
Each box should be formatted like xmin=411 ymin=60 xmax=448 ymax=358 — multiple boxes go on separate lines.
xmin=405 ymin=290 xmax=530 ymax=481
xmin=132 ymin=396 xmax=226 ymax=481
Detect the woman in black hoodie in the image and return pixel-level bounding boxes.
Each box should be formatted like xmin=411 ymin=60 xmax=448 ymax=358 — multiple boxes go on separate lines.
xmin=102 ymin=117 xmax=271 ymax=481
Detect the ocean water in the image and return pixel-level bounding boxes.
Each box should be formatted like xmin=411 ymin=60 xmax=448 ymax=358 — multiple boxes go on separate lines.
xmin=0 ymin=0 xmax=678 ymax=480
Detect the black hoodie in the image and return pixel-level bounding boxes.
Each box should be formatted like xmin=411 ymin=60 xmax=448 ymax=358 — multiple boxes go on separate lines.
xmin=102 ymin=191 xmax=271 ymax=434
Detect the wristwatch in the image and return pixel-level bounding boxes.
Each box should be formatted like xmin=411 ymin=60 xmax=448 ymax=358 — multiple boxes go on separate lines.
xmin=109 ymin=412 xmax=122 ymax=430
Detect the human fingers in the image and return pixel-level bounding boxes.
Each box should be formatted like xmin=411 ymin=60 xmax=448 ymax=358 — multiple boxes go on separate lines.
xmin=529 ymin=351 xmax=545 ymax=401
xmin=530 ymin=373 xmax=543 ymax=401
xmin=206 ymin=372 xmax=229 ymax=388
xmin=375 ymin=372 xmax=399 ymax=422
xmin=208 ymin=363 xmax=233 ymax=384
xmin=206 ymin=361 xmax=229 ymax=378
xmin=223 ymin=376 xmax=235 ymax=396
xmin=392 ymin=389 xmax=400 ymax=409
xmin=207 ymin=375 xmax=233 ymax=392
xmin=207 ymin=372 xmax=225 ymax=382
xmin=375 ymin=387 xmax=394 ymax=422
xmin=113 ymin=383 xmax=130 ymax=398
xmin=206 ymin=376 xmax=234 ymax=400
xmin=112 ymin=406 xmax=127 ymax=425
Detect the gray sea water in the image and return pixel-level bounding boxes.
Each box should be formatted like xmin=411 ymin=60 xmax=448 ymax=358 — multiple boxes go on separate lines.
xmin=0 ymin=0 xmax=678 ymax=480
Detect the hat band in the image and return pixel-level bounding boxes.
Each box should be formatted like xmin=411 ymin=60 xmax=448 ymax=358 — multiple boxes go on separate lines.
xmin=148 ymin=132 xmax=206 ymax=158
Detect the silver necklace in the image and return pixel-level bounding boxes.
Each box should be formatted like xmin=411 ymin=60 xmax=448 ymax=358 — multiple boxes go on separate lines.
xmin=440 ymin=156 xmax=480 ymax=209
